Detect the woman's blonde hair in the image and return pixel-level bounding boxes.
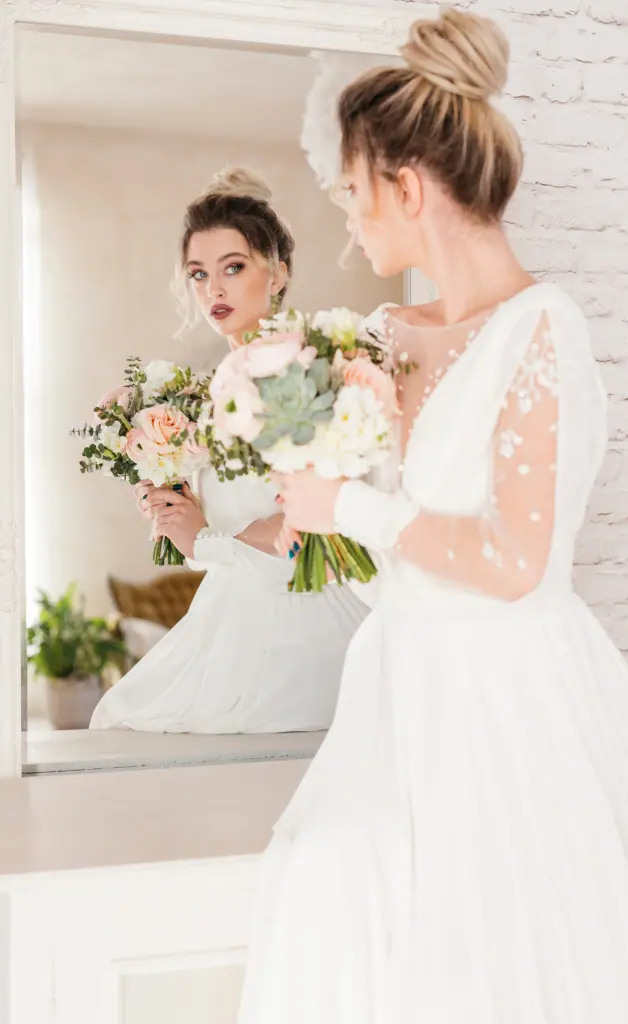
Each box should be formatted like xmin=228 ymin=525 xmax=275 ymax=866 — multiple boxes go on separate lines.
xmin=172 ymin=167 xmax=295 ymax=336
xmin=338 ymin=8 xmax=522 ymax=222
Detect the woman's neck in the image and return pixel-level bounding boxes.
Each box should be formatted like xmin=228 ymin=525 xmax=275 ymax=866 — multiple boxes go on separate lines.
xmin=418 ymin=220 xmax=534 ymax=326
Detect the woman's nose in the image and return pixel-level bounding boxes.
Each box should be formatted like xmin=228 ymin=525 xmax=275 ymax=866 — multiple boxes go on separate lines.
xmin=205 ymin=279 xmax=225 ymax=300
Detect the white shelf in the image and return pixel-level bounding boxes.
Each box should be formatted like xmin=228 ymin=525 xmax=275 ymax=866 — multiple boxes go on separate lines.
xmin=22 ymin=727 xmax=326 ymax=774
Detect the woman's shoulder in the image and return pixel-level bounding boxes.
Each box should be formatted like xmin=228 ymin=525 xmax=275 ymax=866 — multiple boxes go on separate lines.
xmin=503 ymin=281 xmax=586 ymax=326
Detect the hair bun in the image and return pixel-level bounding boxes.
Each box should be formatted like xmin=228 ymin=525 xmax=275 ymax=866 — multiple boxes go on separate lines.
xmin=401 ymin=9 xmax=509 ymax=102
xmin=204 ymin=166 xmax=272 ymax=204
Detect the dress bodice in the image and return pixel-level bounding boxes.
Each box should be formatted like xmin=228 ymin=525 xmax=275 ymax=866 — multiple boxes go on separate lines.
xmin=196 ymin=467 xmax=278 ymax=538
xmin=338 ymin=283 xmax=608 ymax=614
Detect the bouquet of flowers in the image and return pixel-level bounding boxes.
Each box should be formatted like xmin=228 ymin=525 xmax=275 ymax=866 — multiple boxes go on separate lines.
xmin=195 ymin=307 xmax=401 ymax=592
xmin=72 ymin=358 xmax=211 ymax=565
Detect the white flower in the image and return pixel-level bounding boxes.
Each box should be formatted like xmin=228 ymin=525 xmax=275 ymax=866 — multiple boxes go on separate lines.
xmin=142 ymin=360 xmax=178 ymax=397
xmin=100 ymin=422 xmax=126 ymax=454
xmin=260 ymin=435 xmax=315 ymax=473
xmin=134 ymin=444 xmax=208 ymax=488
xmin=306 ymin=388 xmax=393 ymax=479
xmin=258 ymin=309 xmax=306 ymax=335
xmin=196 ymin=403 xmax=213 ymax=435
xmin=312 ymin=307 xmax=367 ymax=349
xmin=134 ymin=451 xmax=179 ymax=488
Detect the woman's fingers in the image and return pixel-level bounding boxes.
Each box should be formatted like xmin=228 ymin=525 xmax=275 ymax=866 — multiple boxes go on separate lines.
xmin=145 ymin=488 xmax=189 ymax=511
xmin=274 ymin=523 xmax=302 ymax=559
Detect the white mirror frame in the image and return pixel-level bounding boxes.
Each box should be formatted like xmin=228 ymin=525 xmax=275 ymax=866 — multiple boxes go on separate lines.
xmin=0 ymin=0 xmax=417 ymax=778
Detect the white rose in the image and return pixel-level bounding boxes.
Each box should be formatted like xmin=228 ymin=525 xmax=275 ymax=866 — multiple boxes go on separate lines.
xmin=142 ymin=360 xmax=178 ymax=397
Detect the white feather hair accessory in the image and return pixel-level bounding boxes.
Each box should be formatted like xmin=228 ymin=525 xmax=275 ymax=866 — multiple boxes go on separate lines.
xmin=300 ymin=50 xmax=384 ymax=191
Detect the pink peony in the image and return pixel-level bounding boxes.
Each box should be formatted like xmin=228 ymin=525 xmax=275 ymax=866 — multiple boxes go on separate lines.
xmin=133 ymin=405 xmax=190 ymax=448
xmin=343 ymin=358 xmax=399 ymax=419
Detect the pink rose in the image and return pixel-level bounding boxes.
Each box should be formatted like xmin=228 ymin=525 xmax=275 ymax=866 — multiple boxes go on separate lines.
xmin=240 ymin=333 xmax=303 ymax=379
xmin=133 ymin=405 xmax=190 ymax=448
xmin=125 ymin=427 xmax=158 ymax=462
xmin=343 ymin=358 xmax=399 ymax=419
xmin=94 ymin=385 xmax=131 ymax=424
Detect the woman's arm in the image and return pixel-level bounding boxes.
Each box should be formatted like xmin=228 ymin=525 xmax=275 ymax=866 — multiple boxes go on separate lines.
xmin=235 ymin=514 xmax=285 ymax=555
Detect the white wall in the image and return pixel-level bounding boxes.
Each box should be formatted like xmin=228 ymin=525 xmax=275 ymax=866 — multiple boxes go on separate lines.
xmin=21 ymin=121 xmax=402 ymax=615
xmin=394 ymin=0 xmax=628 ymax=648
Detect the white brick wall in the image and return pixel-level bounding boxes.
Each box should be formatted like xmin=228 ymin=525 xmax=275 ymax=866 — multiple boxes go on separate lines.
xmin=384 ymin=0 xmax=628 ymax=647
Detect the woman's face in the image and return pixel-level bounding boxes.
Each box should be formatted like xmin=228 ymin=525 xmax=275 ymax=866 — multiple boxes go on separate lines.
xmin=185 ymin=227 xmax=286 ymax=344
xmin=340 ymin=156 xmax=419 ymax=278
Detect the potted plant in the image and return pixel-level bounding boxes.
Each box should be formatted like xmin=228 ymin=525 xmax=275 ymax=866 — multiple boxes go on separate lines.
xmin=27 ymin=584 xmax=127 ymax=729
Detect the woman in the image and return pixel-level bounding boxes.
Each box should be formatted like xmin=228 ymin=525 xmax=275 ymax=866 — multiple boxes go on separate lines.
xmin=238 ymin=11 xmax=628 ymax=1022
xmin=90 ymin=168 xmax=368 ymax=734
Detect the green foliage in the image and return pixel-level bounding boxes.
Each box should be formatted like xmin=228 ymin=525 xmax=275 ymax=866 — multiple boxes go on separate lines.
xmin=27 ymin=584 xmax=127 ymax=681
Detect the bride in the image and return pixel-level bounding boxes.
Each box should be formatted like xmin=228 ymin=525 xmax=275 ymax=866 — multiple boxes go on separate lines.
xmin=238 ymin=10 xmax=628 ymax=1022
xmin=90 ymin=168 xmax=368 ymax=734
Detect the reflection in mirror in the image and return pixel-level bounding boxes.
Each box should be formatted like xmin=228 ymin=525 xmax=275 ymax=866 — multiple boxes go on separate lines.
xmin=17 ymin=28 xmax=404 ymax=774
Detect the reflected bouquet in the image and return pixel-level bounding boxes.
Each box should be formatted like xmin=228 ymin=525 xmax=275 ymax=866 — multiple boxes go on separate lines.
xmin=72 ymin=358 xmax=211 ymax=565
xmin=196 ymin=307 xmax=400 ymax=592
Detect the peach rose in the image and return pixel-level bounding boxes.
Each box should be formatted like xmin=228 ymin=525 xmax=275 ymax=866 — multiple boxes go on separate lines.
xmin=343 ymin=358 xmax=399 ymax=420
xmin=133 ymin=405 xmax=190 ymax=448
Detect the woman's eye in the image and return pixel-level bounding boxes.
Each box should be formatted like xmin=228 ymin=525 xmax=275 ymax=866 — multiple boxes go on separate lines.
xmin=188 ymin=269 xmax=207 ymax=282
xmin=225 ymin=263 xmax=245 ymax=276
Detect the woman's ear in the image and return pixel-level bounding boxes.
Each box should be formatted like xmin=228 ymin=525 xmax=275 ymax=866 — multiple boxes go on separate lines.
xmin=397 ymin=166 xmax=423 ymax=219
xmin=271 ymin=261 xmax=289 ymax=300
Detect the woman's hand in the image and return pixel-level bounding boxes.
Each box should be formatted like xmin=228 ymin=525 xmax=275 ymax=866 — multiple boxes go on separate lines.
xmin=271 ymin=470 xmax=342 ymax=534
xmin=145 ymin=483 xmax=206 ymax=559
xmin=274 ymin=521 xmax=303 ymax=560
xmin=133 ymin=480 xmax=157 ymax=521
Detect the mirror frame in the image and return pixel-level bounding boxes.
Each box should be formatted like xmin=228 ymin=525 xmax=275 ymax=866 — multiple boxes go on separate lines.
xmin=0 ymin=0 xmax=417 ymax=777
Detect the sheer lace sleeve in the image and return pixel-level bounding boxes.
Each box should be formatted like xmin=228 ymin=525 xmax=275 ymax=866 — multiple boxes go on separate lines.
xmin=334 ymin=312 xmax=560 ymax=602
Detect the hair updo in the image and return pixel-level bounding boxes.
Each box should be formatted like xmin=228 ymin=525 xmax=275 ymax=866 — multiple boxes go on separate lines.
xmin=174 ymin=167 xmax=295 ymax=333
xmin=338 ymin=8 xmax=522 ymax=222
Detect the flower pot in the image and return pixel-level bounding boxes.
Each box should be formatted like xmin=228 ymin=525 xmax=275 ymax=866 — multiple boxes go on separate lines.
xmin=45 ymin=675 xmax=104 ymax=730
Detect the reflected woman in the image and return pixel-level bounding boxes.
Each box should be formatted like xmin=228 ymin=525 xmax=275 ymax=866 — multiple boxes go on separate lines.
xmin=90 ymin=167 xmax=368 ymax=734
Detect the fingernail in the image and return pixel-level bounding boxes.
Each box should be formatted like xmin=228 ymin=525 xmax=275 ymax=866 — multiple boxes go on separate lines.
xmin=288 ymin=550 xmax=295 ymax=560
xmin=292 ymin=542 xmax=301 ymax=554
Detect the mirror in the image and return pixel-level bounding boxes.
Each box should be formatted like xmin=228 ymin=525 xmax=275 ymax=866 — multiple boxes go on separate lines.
xmin=16 ymin=27 xmax=409 ymax=774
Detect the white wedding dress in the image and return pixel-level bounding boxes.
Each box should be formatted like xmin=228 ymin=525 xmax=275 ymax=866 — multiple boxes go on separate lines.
xmin=238 ymin=282 xmax=628 ymax=1022
xmin=90 ymin=469 xmax=368 ymax=733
